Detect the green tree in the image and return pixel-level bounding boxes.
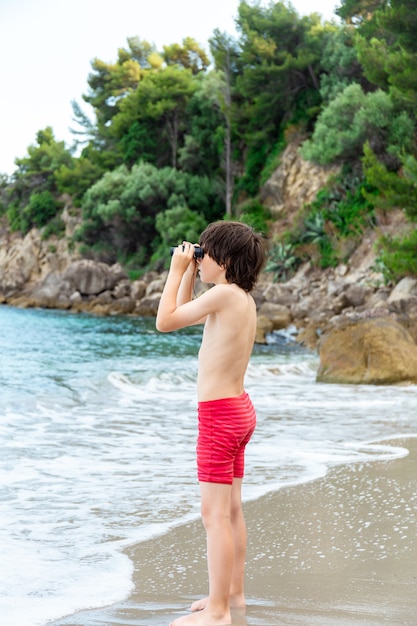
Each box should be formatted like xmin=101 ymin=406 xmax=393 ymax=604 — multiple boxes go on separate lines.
xmin=163 ymin=37 xmax=210 ymax=74
xmin=78 ymin=162 xmax=223 ymax=264
xmin=55 ymin=154 xmax=104 ymax=206
xmin=336 ymin=0 xmax=387 ymax=27
xmin=209 ymin=30 xmax=240 ymax=216
xmin=154 ymin=204 xmax=207 ymax=263
xmin=5 ymin=128 xmax=73 ymax=232
xmin=318 ymin=26 xmax=369 ymax=104
xmin=112 ymin=66 xmax=198 ymax=168
xmin=300 ymin=84 xmax=414 ymax=166
xmin=177 ymin=72 xmax=224 ymax=177
xmin=77 ymin=37 xmax=160 ymax=168
xmin=14 ymin=127 xmax=73 ymax=187
xmin=376 ymin=228 xmax=417 ymax=282
xmin=363 ymin=142 xmax=417 ymax=220
xmin=83 ymin=38 xmax=149 ymax=132
xmin=232 ymin=1 xmax=330 ymax=193
xmin=340 ymin=0 xmax=417 ymax=109
xmin=24 ymin=191 xmax=59 ymax=229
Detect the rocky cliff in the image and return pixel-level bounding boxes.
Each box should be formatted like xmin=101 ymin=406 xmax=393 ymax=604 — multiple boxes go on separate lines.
xmin=1 ymin=143 xmax=417 ymax=384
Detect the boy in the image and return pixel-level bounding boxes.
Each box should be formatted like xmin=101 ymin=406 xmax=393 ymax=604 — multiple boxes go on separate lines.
xmin=156 ymin=221 xmax=267 ymax=626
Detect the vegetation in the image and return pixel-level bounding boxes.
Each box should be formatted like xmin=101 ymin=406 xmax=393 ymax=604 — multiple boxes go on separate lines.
xmin=1 ymin=0 xmax=416 ymax=280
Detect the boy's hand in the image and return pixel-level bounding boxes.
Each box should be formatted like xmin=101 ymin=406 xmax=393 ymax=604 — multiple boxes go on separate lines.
xmin=170 ymin=242 xmax=197 ymax=274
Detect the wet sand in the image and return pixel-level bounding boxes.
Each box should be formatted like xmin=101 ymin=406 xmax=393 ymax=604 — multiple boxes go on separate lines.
xmin=53 ymin=437 xmax=417 ymax=626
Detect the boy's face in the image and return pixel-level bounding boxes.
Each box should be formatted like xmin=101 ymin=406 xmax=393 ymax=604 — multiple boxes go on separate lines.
xmin=197 ymin=252 xmax=227 ymax=285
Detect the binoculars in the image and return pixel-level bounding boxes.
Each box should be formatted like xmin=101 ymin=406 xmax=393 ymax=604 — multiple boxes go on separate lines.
xmin=170 ymin=245 xmax=204 ymax=259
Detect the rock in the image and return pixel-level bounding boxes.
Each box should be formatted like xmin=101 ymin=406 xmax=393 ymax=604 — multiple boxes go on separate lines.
xmin=84 ymin=302 xmax=110 ymax=316
xmin=134 ymin=293 xmax=161 ymax=317
xmin=251 ymin=284 xmax=267 ymax=309
xmin=255 ymin=315 xmax=274 ymax=344
xmin=258 ymin=302 xmax=292 ymax=330
xmin=343 ymin=283 xmax=370 ymax=308
xmin=261 ymin=282 xmax=298 ymax=305
xmin=131 ymin=280 xmax=147 ymax=301
xmin=94 ymin=291 xmax=113 ymax=305
xmin=0 ymin=228 xmax=78 ymax=296
xmin=295 ymin=324 xmax=320 ymax=350
xmin=54 ymin=294 xmax=72 ymax=310
xmin=0 ymin=230 xmax=42 ymax=293
xmin=388 ymin=277 xmax=417 ymax=303
xmin=113 ymin=279 xmax=131 ymax=299
xmin=62 ymin=260 xmax=127 ymax=296
xmin=291 ymin=291 xmax=334 ymax=321
xmin=146 ymin=277 xmax=166 ymax=296
xmin=260 ymin=140 xmax=340 ymax=223
xmin=110 ymin=296 xmax=136 ymax=314
xmin=364 ymin=290 xmax=390 ymax=310
xmin=69 ymin=291 xmax=82 ymax=305
xmin=327 ymin=280 xmax=345 ymax=297
xmin=331 ymin=291 xmax=351 ymax=314
xmin=30 ymin=272 xmax=74 ymax=307
xmin=388 ymin=296 xmax=417 ymax=344
xmin=317 ymin=317 xmax=417 ymax=385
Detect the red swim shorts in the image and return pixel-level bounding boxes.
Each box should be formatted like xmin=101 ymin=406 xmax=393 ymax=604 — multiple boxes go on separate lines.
xmin=197 ymin=391 xmax=256 ymax=485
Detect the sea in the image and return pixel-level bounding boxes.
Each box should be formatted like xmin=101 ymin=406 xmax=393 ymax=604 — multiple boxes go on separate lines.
xmin=1 ymin=305 xmax=416 ymax=626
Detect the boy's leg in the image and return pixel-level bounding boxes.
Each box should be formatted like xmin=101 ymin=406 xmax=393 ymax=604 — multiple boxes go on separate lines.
xmin=229 ymin=477 xmax=246 ymax=607
xmin=190 ymin=477 xmax=246 ymax=613
xmin=171 ymin=481 xmax=233 ymax=626
xmin=201 ymin=481 xmax=233 ymax=618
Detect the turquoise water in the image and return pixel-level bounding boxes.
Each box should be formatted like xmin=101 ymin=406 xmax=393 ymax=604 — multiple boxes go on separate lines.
xmin=1 ymin=305 xmax=416 ymax=626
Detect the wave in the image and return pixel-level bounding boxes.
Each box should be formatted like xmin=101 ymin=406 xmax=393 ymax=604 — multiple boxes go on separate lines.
xmin=246 ymin=359 xmax=317 ymax=379
xmin=107 ymin=357 xmax=318 ymax=399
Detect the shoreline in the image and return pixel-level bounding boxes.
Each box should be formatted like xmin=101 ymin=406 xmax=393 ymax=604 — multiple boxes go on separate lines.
xmin=52 ymin=437 xmax=417 ymax=626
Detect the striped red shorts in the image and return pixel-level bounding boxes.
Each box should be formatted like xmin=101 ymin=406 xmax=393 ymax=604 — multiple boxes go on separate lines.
xmin=197 ymin=391 xmax=256 ymax=485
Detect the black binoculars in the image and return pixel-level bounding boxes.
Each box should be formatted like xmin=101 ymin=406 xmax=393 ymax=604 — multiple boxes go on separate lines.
xmin=170 ymin=245 xmax=204 ymax=259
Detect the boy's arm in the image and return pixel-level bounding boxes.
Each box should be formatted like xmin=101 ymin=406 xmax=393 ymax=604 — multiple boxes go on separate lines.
xmin=156 ymin=244 xmax=206 ymax=332
xmin=177 ymin=261 xmax=198 ymax=307
xmin=157 ymin=281 xmax=230 ymax=333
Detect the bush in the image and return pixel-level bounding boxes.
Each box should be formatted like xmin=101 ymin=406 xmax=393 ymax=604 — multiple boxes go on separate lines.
xmin=286 ymin=170 xmax=376 ymax=268
xmin=25 ymin=190 xmax=59 ymax=229
xmin=235 ymin=143 xmax=269 ymax=196
xmin=7 ymin=191 xmax=60 ymax=232
xmin=238 ymin=199 xmax=271 ymax=235
xmin=154 ymin=204 xmax=207 ymax=266
xmin=78 ymin=162 xmax=222 ymax=265
xmin=259 ymin=136 xmax=286 ymax=187
xmin=376 ymin=229 xmax=417 ymax=283
xmin=363 ymin=143 xmax=417 ymax=220
xmin=265 ymin=242 xmax=300 ymax=282
xmin=300 ymin=84 xmax=410 ymax=166
xmin=41 ymin=216 xmax=66 ymax=239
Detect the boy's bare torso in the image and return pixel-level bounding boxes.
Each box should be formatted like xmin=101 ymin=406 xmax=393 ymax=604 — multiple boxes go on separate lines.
xmin=197 ymin=284 xmax=256 ymax=402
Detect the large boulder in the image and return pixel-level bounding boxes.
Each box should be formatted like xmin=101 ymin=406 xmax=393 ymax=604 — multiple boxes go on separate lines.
xmin=317 ymin=316 xmax=417 ymax=385
xmin=62 ymin=260 xmax=127 ymax=295
xmin=29 ymin=272 xmax=74 ymax=309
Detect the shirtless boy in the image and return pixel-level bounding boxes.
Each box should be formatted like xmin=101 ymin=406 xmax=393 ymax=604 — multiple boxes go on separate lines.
xmin=156 ymin=220 xmax=267 ymax=626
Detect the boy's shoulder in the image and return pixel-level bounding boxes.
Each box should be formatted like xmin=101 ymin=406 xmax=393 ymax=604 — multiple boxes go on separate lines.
xmin=209 ymin=282 xmax=250 ymax=305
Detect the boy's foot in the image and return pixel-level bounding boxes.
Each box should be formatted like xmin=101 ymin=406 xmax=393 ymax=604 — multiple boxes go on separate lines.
xmin=170 ymin=607 xmax=231 ymax=625
xmin=191 ymin=594 xmax=245 ymax=612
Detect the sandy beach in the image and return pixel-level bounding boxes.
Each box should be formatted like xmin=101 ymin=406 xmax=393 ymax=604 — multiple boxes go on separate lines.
xmin=53 ymin=436 xmax=417 ymax=626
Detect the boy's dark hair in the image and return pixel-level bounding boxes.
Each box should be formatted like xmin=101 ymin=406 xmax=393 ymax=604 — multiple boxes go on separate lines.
xmin=199 ymin=221 xmax=267 ymax=291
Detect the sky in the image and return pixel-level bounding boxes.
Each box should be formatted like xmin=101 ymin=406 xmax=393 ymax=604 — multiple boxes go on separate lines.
xmin=0 ymin=0 xmax=340 ymax=175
